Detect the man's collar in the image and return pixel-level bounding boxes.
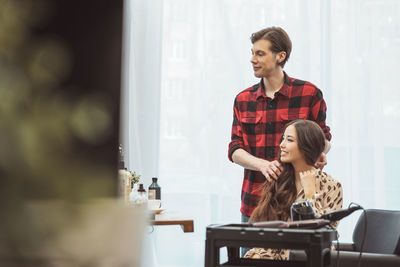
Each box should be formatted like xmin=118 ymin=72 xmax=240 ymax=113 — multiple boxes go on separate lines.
xmin=256 ymin=71 xmax=290 ymax=99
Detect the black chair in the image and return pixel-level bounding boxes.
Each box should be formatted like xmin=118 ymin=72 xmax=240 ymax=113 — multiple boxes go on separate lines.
xmin=331 ymin=209 xmax=400 ymax=267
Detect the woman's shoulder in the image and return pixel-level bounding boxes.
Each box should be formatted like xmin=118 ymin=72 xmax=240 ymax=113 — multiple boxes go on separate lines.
xmin=316 ymin=171 xmax=342 ymax=188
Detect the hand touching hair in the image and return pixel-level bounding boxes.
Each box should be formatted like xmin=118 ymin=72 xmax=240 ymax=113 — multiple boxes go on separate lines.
xmin=249 ymin=163 xmax=297 ymax=222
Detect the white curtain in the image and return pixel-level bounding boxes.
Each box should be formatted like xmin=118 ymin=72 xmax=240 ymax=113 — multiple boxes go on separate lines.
xmin=122 ymin=0 xmax=163 ymax=185
xmin=123 ymin=0 xmax=400 ymax=266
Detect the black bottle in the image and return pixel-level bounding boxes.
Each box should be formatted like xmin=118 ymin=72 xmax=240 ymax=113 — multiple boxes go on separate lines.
xmin=118 ymin=144 xmax=125 ymax=170
xmin=148 ymin=177 xmax=161 ymax=200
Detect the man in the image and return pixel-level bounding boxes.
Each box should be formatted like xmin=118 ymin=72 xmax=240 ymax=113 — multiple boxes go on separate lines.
xmin=228 ymin=27 xmax=331 ymax=225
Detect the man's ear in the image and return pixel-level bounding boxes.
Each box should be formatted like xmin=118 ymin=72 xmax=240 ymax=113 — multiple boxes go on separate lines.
xmin=276 ymin=51 xmax=286 ymax=64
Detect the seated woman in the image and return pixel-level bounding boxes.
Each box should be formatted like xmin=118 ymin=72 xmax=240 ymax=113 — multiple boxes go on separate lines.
xmin=245 ymin=119 xmax=343 ymax=260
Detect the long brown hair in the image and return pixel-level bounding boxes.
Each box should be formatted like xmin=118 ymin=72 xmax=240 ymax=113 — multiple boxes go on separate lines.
xmin=249 ymin=119 xmax=326 ymax=222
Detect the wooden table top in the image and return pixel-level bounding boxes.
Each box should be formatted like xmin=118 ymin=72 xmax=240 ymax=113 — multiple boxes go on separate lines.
xmin=151 ymin=211 xmax=194 ymax=233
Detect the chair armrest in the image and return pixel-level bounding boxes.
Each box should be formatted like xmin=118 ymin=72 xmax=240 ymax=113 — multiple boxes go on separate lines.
xmin=289 ymin=250 xmax=307 ymax=261
xmin=290 ymin=242 xmax=355 ymax=261
xmin=333 ymin=241 xmax=355 ymax=251
xmin=331 ymin=251 xmax=400 ymax=267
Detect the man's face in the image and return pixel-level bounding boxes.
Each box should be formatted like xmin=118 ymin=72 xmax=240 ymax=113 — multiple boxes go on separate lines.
xmin=250 ymin=39 xmax=282 ymax=78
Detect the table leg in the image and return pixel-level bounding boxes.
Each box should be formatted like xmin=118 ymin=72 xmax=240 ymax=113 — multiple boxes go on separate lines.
xmin=227 ymin=246 xmax=239 ymax=261
xmin=204 ymin=238 xmax=219 ymax=267
xmin=308 ymin=245 xmax=330 ymax=267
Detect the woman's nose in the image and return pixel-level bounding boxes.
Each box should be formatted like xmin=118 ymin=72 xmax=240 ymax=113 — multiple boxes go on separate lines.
xmin=280 ymin=140 xmax=285 ymax=148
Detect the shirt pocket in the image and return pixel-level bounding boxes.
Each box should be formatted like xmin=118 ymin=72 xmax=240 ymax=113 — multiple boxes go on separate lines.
xmin=240 ymin=115 xmax=263 ymax=146
xmin=279 ymin=112 xmax=308 ymax=121
xmin=278 ymin=112 xmax=308 ymax=133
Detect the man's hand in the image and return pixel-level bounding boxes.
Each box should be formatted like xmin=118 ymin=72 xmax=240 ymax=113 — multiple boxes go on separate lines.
xmin=231 ymin=149 xmax=282 ymax=182
xmin=259 ymin=160 xmax=283 ymax=182
xmin=314 ymin=152 xmax=327 ymax=170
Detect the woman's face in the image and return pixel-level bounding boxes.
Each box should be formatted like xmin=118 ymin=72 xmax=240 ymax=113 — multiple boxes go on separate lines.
xmin=279 ymin=125 xmax=302 ymax=163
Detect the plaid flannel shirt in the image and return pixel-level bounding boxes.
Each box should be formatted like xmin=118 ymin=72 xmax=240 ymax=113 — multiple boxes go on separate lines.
xmin=228 ymin=72 xmax=331 ymax=217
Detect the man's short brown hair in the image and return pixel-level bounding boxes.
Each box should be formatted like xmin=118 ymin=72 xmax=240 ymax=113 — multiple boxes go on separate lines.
xmin=251 ymin=27 xmax=292 ymax=68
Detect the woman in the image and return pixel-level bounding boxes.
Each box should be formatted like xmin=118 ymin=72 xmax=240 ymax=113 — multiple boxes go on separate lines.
xmin=245 ymin=119 xmax=343 ymax=260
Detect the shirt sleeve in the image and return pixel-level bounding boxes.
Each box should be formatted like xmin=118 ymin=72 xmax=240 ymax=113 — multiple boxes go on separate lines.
xmin=228 ymin=97 xmax=245 ymax=162
xmin=306 ymin=178 xmax=343 ymax=228
xmin=310 ymin=88 xmax=332 ymax=141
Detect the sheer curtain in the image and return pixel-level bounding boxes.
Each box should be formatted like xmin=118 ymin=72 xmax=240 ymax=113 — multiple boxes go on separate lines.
xmin=123 ymin=1 xmax=400 ymax=266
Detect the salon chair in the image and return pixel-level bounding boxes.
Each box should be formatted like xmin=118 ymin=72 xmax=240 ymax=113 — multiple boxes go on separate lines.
xmin=291 ymin=209 xmax=400 ymax=267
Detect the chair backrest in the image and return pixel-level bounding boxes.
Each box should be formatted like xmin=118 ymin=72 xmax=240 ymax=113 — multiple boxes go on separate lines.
xmin=353 ymin=209 xmax=400 ymax=254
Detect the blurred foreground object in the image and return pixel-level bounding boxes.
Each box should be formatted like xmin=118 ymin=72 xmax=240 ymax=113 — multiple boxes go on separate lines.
xmin=0 ymin=1 xmax=141 ymax=266
xmin=0 ymin=199 xmax=148 ymax=267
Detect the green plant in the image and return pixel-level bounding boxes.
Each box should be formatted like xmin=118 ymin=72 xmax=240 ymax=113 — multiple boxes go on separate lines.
xmin=130 ymin=171 xmax=141 ymax=185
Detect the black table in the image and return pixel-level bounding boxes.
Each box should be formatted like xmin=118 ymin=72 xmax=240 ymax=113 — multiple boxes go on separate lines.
xmin=205 ymin=223 xmax=337 ymax=267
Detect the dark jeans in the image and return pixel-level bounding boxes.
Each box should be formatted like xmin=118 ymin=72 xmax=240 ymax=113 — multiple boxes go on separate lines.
xmin=241 ymin=213 xmax=251 ymax=257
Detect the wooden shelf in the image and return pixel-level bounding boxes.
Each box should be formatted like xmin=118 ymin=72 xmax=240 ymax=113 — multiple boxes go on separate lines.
xmin=151 ymin=212 xmax=194 ymax=233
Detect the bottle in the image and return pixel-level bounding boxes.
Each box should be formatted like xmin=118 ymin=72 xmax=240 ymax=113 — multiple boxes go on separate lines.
xmin=118 ymin=168 xmax=131 ymax=201
xmin=148 ymin=177 xmax=161 ymax=200
xmin=118 ymin=144 xmax=131 ymax=201
xmin=124 ymin=171 xmax=132 ymax=204
xmin=129 ymin=183 xmax=139 ymax=204
xmin=118 ymin=144 xmax=125 ymax=170
xmin=133 ymin=183 xmax=147 ymax=205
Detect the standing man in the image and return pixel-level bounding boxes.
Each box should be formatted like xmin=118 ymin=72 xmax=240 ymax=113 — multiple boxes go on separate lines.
xmin=228 ymin=27 xmax=331 ymax=225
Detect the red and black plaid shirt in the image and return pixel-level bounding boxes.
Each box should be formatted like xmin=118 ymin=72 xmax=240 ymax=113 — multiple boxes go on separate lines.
xmin=228 ymin=72 xmax=331 ymax=217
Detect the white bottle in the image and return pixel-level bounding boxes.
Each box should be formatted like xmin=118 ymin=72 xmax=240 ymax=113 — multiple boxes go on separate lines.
xmin=133 ymin=183 xmax=147 ymax=205
xmin=129 ymin=183 xmax=138 ymax=204
xmin=118 ymin=168 xmax=131 ymax=201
